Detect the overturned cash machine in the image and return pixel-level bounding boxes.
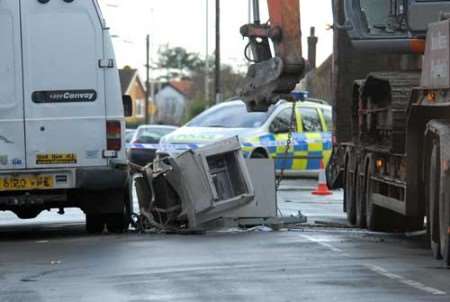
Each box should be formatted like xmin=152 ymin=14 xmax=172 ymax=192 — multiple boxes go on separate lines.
xmin=134 ymin=138 xmax=255 ymax=230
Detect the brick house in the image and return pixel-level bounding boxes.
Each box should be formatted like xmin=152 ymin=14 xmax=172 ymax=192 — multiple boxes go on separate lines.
xmin=119 ymin=67 xmax=146 ymax=128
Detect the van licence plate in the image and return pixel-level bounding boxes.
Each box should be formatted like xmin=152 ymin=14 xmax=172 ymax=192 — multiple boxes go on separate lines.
xmin=0 ymin=175 xmax=54 ymax=191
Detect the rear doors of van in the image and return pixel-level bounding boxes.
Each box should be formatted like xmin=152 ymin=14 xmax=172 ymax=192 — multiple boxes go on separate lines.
xmin=0 ymin=0 xmax=108 ymax=171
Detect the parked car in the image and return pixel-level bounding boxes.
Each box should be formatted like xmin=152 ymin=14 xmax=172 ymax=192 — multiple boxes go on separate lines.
xmin=128 ymin=125 xmax=178 ymax=166
xmin=160 ymin=99 xmax=332 ymax=176
xmin=125 ymin=129 xmax=136 ymax=145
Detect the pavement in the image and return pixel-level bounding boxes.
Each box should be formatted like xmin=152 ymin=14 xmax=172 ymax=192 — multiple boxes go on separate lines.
xmin=0 ymin=178 xmax=449 ymax=302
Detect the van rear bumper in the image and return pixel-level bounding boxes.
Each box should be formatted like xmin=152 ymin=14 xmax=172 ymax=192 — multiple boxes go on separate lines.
xmin=0 ymin=166 xmax=128 ymax=192
xmin=76 ymin=167 xmax=128 ymax=190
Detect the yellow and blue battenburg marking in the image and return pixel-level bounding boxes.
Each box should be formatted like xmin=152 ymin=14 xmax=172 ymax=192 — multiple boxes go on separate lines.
xmin=129 ymin=131 xmax=332 ymax=172
xmin=241 ymin=132 xmax=332 ymax=171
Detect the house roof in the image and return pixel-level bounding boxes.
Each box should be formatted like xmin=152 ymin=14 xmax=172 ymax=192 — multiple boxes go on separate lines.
xmin=119 ymin=67 xmax=139 ymax=95
xmin=167 ymin=80 xmax=194 ymax=99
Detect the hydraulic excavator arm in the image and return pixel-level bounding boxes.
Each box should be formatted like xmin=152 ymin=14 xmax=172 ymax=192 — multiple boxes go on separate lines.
xmin=240 ymin=0 xmax=305 ymax=112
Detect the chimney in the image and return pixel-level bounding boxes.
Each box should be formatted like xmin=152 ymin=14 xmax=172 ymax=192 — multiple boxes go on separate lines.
xmin=307 ymin=26 xmax=318 ymax=69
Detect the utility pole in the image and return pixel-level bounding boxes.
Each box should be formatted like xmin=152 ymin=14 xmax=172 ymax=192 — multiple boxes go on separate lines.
xmin=248 ymin=0 xmax=252 ymax=23
xmin=214 ymin=0 xmax=221 ymax=105
xmin=205 ymin=0 xmax=210 ymax=104
xmin=145 ymin=34 xmax=150 ymax=124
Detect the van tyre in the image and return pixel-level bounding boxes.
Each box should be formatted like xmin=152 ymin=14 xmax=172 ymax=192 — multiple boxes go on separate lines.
xmin=105 ymin=189 xmax=131 ymax=234
xmin=106 ymin=213 xmax=128 ymax=234
xmin=86 ymin=214 xmax=105 ymax=234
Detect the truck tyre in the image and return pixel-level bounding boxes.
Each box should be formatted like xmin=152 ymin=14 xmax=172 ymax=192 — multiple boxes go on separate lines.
xmin=365 ymin=160 xmax=385 ymax=231
xmin=326 ymin=150 xmax=343 ymax=190
xmin=437 ymin=153 xmax=450 ymax=266
xmin=428 ymin=144 xmax=443 ymax=259
xmin=344 ymin=156 xmax=356 ymax=225
xmin=355 ymin=163 xmax=367 ymax=228
xmin=439 ymin=188 xmax=450 ymax=266
xmin=86 ymin=214 xmax=105 ymax=234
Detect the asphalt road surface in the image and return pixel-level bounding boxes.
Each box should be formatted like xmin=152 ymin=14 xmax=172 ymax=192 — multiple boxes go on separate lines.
xmin=0 ymin=179 xmax=449 ymax=302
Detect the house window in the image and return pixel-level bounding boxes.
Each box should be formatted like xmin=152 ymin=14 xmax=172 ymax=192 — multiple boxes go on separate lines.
xmin=135 ymin=99 xmax=145 ymax=117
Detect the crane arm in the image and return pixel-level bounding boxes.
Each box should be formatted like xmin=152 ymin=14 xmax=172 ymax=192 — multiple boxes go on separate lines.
xmin=240 ymin=0 xmax=305 ymax=112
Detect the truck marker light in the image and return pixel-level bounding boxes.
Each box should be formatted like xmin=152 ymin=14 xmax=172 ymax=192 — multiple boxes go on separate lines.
xmin=427 ymin=91 xmax=437 ymax=103
xmin=376 ymin=159 xmax=384 ymax=171
xmin=443 ymin=160 xmax=449 ymax=172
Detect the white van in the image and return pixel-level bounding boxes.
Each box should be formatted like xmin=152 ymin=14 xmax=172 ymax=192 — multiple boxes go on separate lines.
xmin=0 ymin=0 xmax=131 ymax=233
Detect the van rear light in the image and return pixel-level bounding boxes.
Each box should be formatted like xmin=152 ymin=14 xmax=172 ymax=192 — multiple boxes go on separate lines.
xmin=106 ymin=120 xmax=122 ymax=151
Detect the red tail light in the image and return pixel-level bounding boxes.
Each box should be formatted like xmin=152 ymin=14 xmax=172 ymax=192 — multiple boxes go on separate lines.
xmin=106 ymin=120 xmax=122 ymax=151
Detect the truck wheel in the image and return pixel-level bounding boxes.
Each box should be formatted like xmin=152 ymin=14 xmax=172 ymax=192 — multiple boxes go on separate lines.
xmin=439 ymin=196 xmax=450 ymax=266
xmin=344 ymin=158 xmax=356 ymax=225
xmin=365 ymin=160 xmax=385 ymax=231
xmin=438 ymin=154 xmax=450 ymax=266
xmin=86 ymin=214 xmax=105 ymax=234
xmin=428 ymin=144 xmax=442 ymax=259
xmin=355 ymin=164 xmax=367 ymax=228
xmin=326 ymin=150 xmax=343 ymax=190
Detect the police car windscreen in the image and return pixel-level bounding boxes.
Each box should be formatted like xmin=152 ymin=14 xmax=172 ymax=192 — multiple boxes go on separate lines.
xmin=135 ymin=127 xmax=177 ymax=144
xmin=187 ymin=103 xmax=269 ymax=128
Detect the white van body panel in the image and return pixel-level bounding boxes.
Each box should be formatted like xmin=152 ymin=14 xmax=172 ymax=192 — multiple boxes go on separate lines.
xmin=21 ymin=0 xmax=108 ymax=169
xmin=0 ymin=0 xmax=26 ymax=170
xmin=0 ymin=0 xmax=127 ymax=201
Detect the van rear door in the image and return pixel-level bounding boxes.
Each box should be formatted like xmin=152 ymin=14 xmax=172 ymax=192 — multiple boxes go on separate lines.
xmin=0 ymin=0 xmax=26 ymax=170
xmin=21 ymin=0 xmax=107 ymax=169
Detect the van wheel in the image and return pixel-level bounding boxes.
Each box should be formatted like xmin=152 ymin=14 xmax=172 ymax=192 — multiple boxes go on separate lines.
xmin=106 ymin=212 xmax=128 ymax=233
xmin=14 ymin=208 xmax=42 ymax=219
xmin=86 ymin=214 xmax=105 ymax=234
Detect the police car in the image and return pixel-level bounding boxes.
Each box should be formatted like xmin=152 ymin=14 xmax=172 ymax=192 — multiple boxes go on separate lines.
xmin=160 ymin=99 xmax=333 ymax=176
xmin=128 ymin=125 xmax=177 ymax=166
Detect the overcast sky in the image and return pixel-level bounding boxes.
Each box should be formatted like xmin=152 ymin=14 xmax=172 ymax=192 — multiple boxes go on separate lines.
xmin=98 ymin=0 xmax=333 ymax=77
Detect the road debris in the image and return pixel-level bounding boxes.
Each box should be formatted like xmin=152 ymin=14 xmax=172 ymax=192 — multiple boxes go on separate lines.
xmin=133 ymin=138 xmax=255 ymax=232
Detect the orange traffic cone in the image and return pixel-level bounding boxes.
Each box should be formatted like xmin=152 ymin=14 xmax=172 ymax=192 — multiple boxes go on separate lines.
xmin=312 ymin=169 xmax=332 ymax=196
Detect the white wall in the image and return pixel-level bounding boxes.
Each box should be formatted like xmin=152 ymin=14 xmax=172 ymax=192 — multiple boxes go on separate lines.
xmin=155 ymin=86 xmax=186 ymax=125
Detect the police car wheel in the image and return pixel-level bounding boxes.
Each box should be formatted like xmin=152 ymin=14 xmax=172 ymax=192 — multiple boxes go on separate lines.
xmin=250 ymin=151 xmax=268 ymax=159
